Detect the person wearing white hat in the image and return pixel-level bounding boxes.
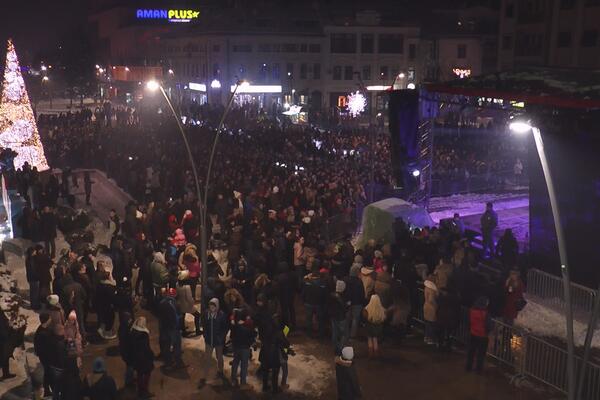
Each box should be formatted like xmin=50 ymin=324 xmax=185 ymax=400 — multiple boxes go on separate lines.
xmin=130 ymin=317 xmax=155 ymax=399
xmin=335 ymin=346 xmax=362 ymax=400
xmin=46 ymin=294 xmax=66 ymax=337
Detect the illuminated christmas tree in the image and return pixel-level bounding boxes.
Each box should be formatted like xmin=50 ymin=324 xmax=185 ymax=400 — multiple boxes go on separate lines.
xmin=0 ymin=39 xmax=49 ymax=171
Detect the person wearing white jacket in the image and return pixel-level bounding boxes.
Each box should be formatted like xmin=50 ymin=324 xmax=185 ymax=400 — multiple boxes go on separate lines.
xmin=423 ymin=275 xmax=439 ymax=345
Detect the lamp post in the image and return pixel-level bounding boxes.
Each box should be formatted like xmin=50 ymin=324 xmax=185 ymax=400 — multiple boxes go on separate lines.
xmin=146 ymin=79 xmax=244 ymax=311
xmin=510 ymin=120 xmax=575 ymax=400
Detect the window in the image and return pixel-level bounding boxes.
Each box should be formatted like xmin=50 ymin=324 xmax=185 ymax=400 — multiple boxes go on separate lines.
xmin=361 ymin=34 xmax=374 ymax=53
xmin=258 ymin=64 xmax=268 ymax=81
xmin=212 ymin=44 xmax=220 ymax=52
xmin=333 ymin=66 xmax=342 ymax=80
xmin=272 ymin=64 xmax=280 ymax=79
xmin=309 ymin=44 xmax=321 ymax=53
xmin=581 ymin=30 xmax=598 ymax=47
xmin=362 ymin=65 xmax=371 ymax=81
xmin=232 ymin=44 xmax=252 ymax=52
xmin=505 ymin=2 xmax=514 ymax=17
xmin=557 ymin=31 xmax=572 ymax=47
xmin=409 ymin=43 xmax=416 ymax=59
xmin=379 ymin=66 xmax=389 ymax=80
xmin=502 ymin=35 xmax=513 ymax=50
xmin=457 ymin=44 xmax=467 ymax=58
xmin=331 ymin=33 xmax=357 ymax=53
xmin=378 ymin=34 xmax=404 ymax=53
xmin=300 ymin=44 xmax=308 ymax=53
xmin=300 ymin=63 xmax=307 ymax=79
xmin=344 ymin=66 xmax=354 ymax=80
xmin=313 ymin=63 xmax=321 ymax=79
xmin=515 ymin=33 xmax=544 ymax=56
xmin=258 ymin=43 xmax=271 ymax=52
xmin=282 ymin=43 xmax=298 ymax=52
xmin=286 ymin=63 xmax=294 ymax=77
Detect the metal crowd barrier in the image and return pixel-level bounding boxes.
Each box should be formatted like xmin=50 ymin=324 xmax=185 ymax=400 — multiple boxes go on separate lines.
xmin=412 ymin=288 xmax=600 ymax=399
xmin=527 ymin=268 xmax=597 ymax=315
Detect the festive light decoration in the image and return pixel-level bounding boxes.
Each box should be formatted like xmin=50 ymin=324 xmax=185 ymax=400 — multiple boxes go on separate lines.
xmin=452 ymin=68 xmax=472 ymax=79
xmin=0 ymin=39 xmax=49 ymax=171
xmin=347 ymin=91 xmax=367 ymax=117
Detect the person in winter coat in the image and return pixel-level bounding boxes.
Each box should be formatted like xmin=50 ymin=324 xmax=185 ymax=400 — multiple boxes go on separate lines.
xmin=47 ymin=294 xmax=66 ymax=337
xmin=0 ymin=308 xmax=16 ymax=381
xmin=502 ymin=269 xmax=525 ymax=325
xmin=95 ymin=271 xmax=117 ymax=340
xmin=386 ymin=284 xmax=411 ymax=344
xmin=275 ymin=261 xmax=295 ymax=329
xmin=362 ymin=294 xmax=386 ymax=357
xmin=230 ymin=309 xmax=257 ymax=388
xmin=199 ymin=298 xmax=229 ymax=387
xmin=158 ymin=288 xmax=184 ymax=369
xmin=130 ymin=317 xmax=155 ymax=399
xmin=302 ymin=267 xmax=327 ymax=337
xmin=64 ymin=311 xmax=83 ymax=368
xmin=373 ymin=264 xmax=392 ymax=308
xmin=423 ymin=275 xmax=439 ymax=345
xmin=176 ymin=271 xmax=201 ymax=337
xmin=34 ymin=313 xmax=58 ymax=397
xmin=117 ymin=311 xmax=134 ymax=387
xmin=345 ymin=264 xmax=365 ymax=339
xmin=359 ymin=266 xmax=376 ymax=300
xmin=466 ymin=296 xmax=493 ymax=372
xmin=178 ymin=244 xmax=201 ymax=296
xmin=335 ymin=346 xmax=362 ymax=400
xmin=150 ymin=252 xmax=169 ymax=307
xmin=60 ymin=272 xmax=87 ymax=339
xmin=433 ymin=256 xmax=454 ymax=291
xmin=25 ymin=246 xmax=41 ymax=310
xmin=496 ymin=229 xmax=519 ymax=270
xmin=82 ymin=357 xmax=117 ymax=400
xmin=436 ymin=285 xmax=461 ymax=351
xmin=232 ymin=256 xmax=254 ymax=305
xmin=40 ymin=206 xmax=57 ymax=259
xmin=329 ymin=280 xmax=350 ymax=354
xmin=35 ymin=246 xmax=53 ymax=305
xmin=480 ymin=202 xmax=498 ymax=257
xmin=259 ymin=315 xmax=289 ymax=394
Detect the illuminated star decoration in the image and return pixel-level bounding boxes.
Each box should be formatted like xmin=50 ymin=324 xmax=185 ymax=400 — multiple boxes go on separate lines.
xmin=347 ymin=91 xmax=366 ymax=117
xmin=0 ymin=39 xmax=49 ymax=171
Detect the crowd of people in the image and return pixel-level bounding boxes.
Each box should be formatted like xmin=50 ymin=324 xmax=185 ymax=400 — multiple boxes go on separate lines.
xmin=1 ymin=105 xmax=526 ymax=400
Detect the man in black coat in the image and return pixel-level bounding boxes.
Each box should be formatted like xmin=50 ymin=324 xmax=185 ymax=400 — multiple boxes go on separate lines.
xmin=34 ymin=313 xmax=58 ymax=397
xmin=275 ymin=262 xmax=295 ymax=330
xmin=40 ymin=206 xmax=57 ymax=259
xmin=0 ymin=309 xmax=16 ymax=380
xmin=158 ymin=288 xmax=184 ymax=369
xmin=335 ymin=346 xmax=362 ymax=400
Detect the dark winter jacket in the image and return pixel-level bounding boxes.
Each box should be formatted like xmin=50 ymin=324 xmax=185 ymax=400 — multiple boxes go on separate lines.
xmin=130 ymin=328 xmax=154 ymax=373
xmin=94 ymin=281 xmax=116 ymax=320
xmin=158 ymin=296 xmax=180 ymax=331
xmin=302 ymin=274 xmax=327 ymax=306
xmin=436 ymin=290 xmax=461 ymax=330
xmin=40 ymin=210 xmax=57 ymax=240
xmin=202 ymin=308 xmax=229 ymax=347
xmin=34 ymin=325 xmax=58 ymax=366
xmin=328 ymin=292 xmax=349 ymax=322
xmin=231 ymin=319 xmax=257 ymax=349
xmin=335 ymin=357 xmax=362 ymax=400
xmin=82 ymin=373 xmax=117 ymax=400
xmin=345 ymin=276 xmax=366 ymax=306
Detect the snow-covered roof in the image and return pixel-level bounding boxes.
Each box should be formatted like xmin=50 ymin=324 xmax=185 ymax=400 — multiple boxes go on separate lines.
xmin=426 ymin=67 xmax=600 ymax=110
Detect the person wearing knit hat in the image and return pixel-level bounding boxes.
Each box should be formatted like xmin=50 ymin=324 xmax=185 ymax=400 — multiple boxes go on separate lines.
xmin=335 ymin=345 xmax=362 ymax=400
xmin=83 ymin=357 xmax=117 ymax=398
xmin=329 ymin=279 xmax=350 ymax=354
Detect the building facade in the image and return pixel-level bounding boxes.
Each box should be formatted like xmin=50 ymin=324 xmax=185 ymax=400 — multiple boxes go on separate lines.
xmin=498 ymin=0 xmax=600 ymax=70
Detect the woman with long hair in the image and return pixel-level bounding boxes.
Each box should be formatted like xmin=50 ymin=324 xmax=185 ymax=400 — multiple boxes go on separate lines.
xmin=362 ymin=294 xmax=386 ymax=357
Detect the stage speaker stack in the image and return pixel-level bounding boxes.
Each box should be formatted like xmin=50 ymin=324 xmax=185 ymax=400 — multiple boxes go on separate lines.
xmin=388 ymin=90 xmax=419 ymax=190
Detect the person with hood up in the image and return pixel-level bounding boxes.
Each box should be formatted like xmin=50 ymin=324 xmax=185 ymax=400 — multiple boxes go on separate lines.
xmin=362 ymin=294 xmax=386 ymax=358
xmin=345 ymin=263 xmax=365 ymax=339
xmin=423 ymin=275 xmax=439 ymax=345
xmin=230 ymin=309 xmax=256 ymax=389
xmin=158 ymin=288 xmax=184 ymax=370
xmin=199 ymin=298 xmax=229 ymax=387
xmin=359 ymin=265 xmax=376 ymax=300
xmin=466 ymin=296 xmax=493 ymax=372
xmin=130 ymin=316 xmax=154 ymax=398
xmin=47 ymin=294 xmax=66 ymax=338
xmin=176 ymin=270 xmax=201 ymax=337
xmin=64 ymin=310 xmax=83 ymax=368
xmin=150 ymin=252 xmax=169 ymax=306
xmin=335 ymin=346 xmax=362 ymax=400
xmin=82 ymin=357 xmax=117 ymax=400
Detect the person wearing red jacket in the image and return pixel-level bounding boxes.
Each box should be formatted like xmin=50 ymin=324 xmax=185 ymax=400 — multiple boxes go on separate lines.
xmin=467 ymin=296 xmax=493 ymax=372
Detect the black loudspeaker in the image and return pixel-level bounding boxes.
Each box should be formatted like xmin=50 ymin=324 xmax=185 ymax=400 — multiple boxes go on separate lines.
xmin=388 ymin=90 xmax=419 ymax=188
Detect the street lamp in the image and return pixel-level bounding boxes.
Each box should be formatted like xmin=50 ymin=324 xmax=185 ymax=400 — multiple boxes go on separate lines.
xmin=509 ymin=119 xmax=576 ymax=400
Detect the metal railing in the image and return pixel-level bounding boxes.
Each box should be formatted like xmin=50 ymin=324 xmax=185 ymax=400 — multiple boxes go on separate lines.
xmin=413 ymin=288 xmax=600 ymax=398
xmin=429 ymin=169 xmax=527 ymax=198
xmin=527 ymin=268 xmax=597 ymax=315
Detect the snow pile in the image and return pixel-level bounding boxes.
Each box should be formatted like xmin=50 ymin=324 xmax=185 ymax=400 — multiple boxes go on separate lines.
xmin=0 ymin=265 xmax=27 ymax=329
xmin=516 ymin=296 xmax=600 ymax=349
xmin=428 ymin=192 xmax=528 ymax=222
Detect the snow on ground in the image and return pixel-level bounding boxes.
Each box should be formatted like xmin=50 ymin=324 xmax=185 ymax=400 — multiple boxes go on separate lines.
xmin=516 ymin=295 xmax=600 ymax=349
xmin=428 ymin=192 xmax=529 ymax=222
xmin=180 ymin=326 xmax=332 ymax=397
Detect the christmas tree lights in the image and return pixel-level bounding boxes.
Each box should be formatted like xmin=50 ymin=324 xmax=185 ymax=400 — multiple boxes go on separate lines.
xmin=0 ymin=39 xmax=49 ymax=171
xmin=347 ymin=91 xmax=367 ymax=117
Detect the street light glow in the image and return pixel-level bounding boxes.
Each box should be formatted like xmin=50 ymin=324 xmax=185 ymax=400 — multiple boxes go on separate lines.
xmin=509 ymin=120 xmax=533 ymax=134
xmin=168 ymin=69 xmax=174 ymax=74
xmin=40 ymin=65 xmax=47 ymax=71
xmin=42 ymin=76 xmax=49 ymax=82
xmin=399 ymin=73 xmax=405 ymax=78
xmin=412 ymin=169 xmax=421 ymax=177
xmin=146 ymin=80 xmax=160 ymax=91
xmin=407 ymin=83 xmax=416 ymax=90
xmin=210 ymin=79 xmax=221 ymax=89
